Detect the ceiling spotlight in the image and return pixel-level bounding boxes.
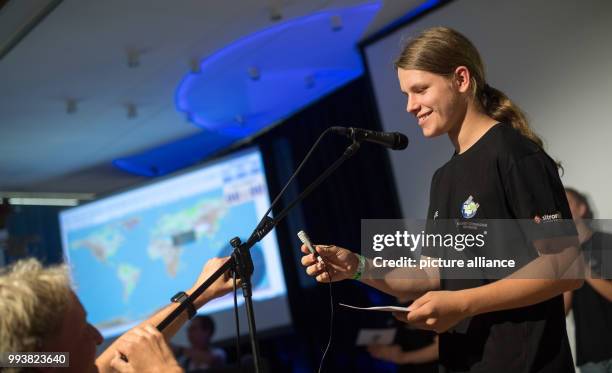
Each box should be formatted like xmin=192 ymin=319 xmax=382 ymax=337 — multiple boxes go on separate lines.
xmin=270 ymin=8 xmax=282 ymax=21
xmin=127 ymin=48 xmax=140 ymax=68
xmin=190 ymin=58 xmax=201 ymax=73
xmin=126 ymin=103 xmax=137 ymax=119
xmin=248 ymin=66 xmax=260 ymax=81
xmin=66 ymin=98 xmax=78 ymax=114
xmin=330 ymin=15 xmax=343 ymax=31
xmin=268 ymin=0 xmax=282 ymax=21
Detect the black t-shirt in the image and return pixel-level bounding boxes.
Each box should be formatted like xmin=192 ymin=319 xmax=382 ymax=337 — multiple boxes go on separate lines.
xmin=572 ymin=231 xmax=612 ymax=366
xmin=423 ymin=122 xmax=577 ymax=373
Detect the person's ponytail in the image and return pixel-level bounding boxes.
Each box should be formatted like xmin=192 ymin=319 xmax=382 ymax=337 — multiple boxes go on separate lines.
xmin=479 ymin=84 xmax=544 ymax=148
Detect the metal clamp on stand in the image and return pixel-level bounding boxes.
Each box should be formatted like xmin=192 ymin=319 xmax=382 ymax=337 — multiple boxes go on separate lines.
xmin=229 ymin=237 xmax=262 ymax=371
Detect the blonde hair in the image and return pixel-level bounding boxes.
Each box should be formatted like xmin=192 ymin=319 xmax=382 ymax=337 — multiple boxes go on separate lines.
xmin=395 ymin=26 xmax=545 ymax=148
xmin=0 ymin=258 xmax=71 ymax=354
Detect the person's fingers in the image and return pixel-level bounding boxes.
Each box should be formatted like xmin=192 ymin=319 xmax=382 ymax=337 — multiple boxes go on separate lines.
xmin=143 ymin=325 xmax=163 ymax=343
xmin=122 ymin=334 xmax=142 ymax=346
xmin=301 ymin=253 xmax=316 ymax=267
xmin=131 ymin=326 xmax=163 ymax=355
xmin=143 ymin=325 xmax=171 ymax=356
xmin=315 ymin=271 xmax=332 ymax=283
xmin=202 ymin=257 xmax=229 ymax=276
xmin=411 ymin=320 xmax=436 ymax=331
xmin=406 ymin=309 xmax=425 ymax=323
xmin=315 ymin=245 xmax=337 ymax=257
xmin=407 ymin=292 xmax=431 ymax=311
xmin=143 ymin=324 xmax=160 ymax=335
xmin=131 ymin=327 xmax=151 ymax=340
xmin=115 ymin=332 xmax=140 ymax=352
xmin=305 ymin=263 xmax=324 ymax=276
xmin=218 ymin=256 xmax=231 ymax=270
xmin=110 ymin=351 xmax=131 ymax=372
xmin=407 ymin=303 xmax=433 ymax=323
xmin=208 ymin=258 xmax=228 ymax=277
xmin=300 ymin=244 xmax=310 ymax=254
xmin=158 ymin=340 xmax=175 ymax=359
xmin=142 ymin=325 xmax=167 ymax=356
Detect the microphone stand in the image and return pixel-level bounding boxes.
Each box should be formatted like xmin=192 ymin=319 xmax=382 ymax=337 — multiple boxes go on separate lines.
xmin=156 ymin=134 xmax=361 ymax=373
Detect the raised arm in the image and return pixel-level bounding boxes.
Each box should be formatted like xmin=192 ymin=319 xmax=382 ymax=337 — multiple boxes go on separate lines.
xmin=96 ymin=257 xmax=234 ymax=373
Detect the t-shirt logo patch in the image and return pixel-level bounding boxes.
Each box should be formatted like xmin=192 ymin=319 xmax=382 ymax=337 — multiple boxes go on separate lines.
xmin=461 ymin=195 xmax=479 ymax=218
xmin=533 ymin=212 xmax=561 ymax=224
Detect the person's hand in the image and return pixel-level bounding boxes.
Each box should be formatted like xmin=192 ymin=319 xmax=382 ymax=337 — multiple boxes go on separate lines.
xmin=300 ymin=244 xmax=360 ymax=283
xmin=394 ymin=290 xmax=470 ymax=333
xmin=367 ymin=344 xmax=406 ymax=364
xmin=110 ymin=325 xmax=183 ymax=373
xmin=189 ymin=257 xmax=235 ymax=308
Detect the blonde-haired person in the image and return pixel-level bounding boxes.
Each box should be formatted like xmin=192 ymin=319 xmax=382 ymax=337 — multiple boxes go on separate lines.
xmin=0 ymin=257 xmax=234 ymax=373
xmin=301 ymin=27 xmax=582 ymax=372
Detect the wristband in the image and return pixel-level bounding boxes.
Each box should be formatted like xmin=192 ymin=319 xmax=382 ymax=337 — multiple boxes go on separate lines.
xmin=352 ymin=254 xmax=366 ymax=281
xmin=171 ymin=291 xmax=196 ymax=319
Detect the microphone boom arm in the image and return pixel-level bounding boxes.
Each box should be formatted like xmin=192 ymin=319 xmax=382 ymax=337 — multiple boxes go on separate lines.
xmin=156 ymin=132 xmax=362 ymax=373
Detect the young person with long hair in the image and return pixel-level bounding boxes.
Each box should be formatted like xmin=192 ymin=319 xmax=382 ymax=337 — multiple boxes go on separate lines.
xmin=301 ymin=27 xmax=582 ymax=372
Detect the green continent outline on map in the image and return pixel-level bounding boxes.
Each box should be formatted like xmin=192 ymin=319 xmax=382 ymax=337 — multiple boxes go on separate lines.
xmin=117 ymin=263 xmax=141 ymax=302
xmin=70 ymin=226 xmax=125 ymax=262
xmin=148 ymin=198 xmax=228 ymax=277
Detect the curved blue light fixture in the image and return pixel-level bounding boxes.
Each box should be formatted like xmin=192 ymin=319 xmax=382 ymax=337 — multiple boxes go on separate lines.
xmin=176 ymin=2 xmax=381 ymax=137
xmin=112 ymin=131 xmax=237 ymax=177
xmin=114 ymin=2 xmax=381 ymax=177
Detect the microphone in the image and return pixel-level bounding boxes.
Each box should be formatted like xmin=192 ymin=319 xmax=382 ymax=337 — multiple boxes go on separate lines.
xmin=297 ymin=230 xmax=323 ymax=263
xmin=331 ymin=127 xmax=408 ymax=150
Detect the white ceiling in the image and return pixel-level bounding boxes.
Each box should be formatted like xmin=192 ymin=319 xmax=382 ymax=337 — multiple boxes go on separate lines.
xmin=0 ymin=0 xmax=424 ymax=195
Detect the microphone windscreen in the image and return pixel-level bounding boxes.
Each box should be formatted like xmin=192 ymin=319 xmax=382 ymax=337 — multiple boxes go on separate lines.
xmin=297 ymin=230 xmax=310 ymax=245
xmin=393 ymin=133 xmax=409 ymax=150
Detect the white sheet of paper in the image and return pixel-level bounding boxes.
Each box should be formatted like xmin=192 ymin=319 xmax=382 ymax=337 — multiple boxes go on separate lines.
xmin=339 ymin=303 xmax=410 ymax=312
xmin=356 ymin=328 xmax=397 ymax=346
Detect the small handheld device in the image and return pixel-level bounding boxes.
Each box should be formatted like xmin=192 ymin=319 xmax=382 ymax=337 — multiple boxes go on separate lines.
xmin=297 ymin=230 xmax=323 ymax=263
